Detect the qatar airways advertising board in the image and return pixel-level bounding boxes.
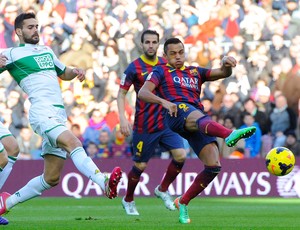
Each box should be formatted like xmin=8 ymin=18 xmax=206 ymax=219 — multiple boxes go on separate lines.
xmin=2 ymin=158 xmax=300 ymax=198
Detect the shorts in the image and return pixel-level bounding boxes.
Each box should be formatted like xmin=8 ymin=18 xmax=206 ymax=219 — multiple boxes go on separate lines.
xmin=132 ymin=129 xmax=184 ymax=163
xmin=0 ymin=121 xmax=12 ymax=153
xmin=180 ymin=130 xmax=216 ymax=156
xmin=165 ymin=102 xmax=216 ymax=154
xmin=165 ymin=102 xmax=201 ymax=133
xmin=29 ymin=106 xmax=68 ymax=159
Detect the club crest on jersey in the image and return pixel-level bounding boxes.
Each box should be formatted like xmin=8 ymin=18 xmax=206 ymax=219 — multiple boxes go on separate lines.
xmin=33 ymin=54 xmax=54 ymax=69
xmin=189 ymin=68 xmax=198 ymax=76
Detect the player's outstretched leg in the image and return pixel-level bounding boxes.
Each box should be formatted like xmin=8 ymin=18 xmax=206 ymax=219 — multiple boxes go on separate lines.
xmin=174 ymin=197 xmax=191 ymax=224
xmin=105 ymin=167 xmax=122 ymax=199
xmin=0 ymin=216 xmax=8 ymax=225
xmin=225 ymin=126 xmax=256 ymax=147
xmin=0 ymin=192 xmax=10 ymax=216
xmin=154 ymin=185 xmax=176 ymax=211
xmin=122 ymin=197 xmax=139 ymax=215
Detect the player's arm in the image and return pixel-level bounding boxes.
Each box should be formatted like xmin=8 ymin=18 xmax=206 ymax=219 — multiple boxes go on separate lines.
xmin=58 ymin=67 xmax=85 ymax=82
xmin=117 ymin=88 xmax=132 ymax=137
xmin=138 ymin=81 xmax=178 ymax=117
xmin=208 ymin=56 xmax=236 ymax=81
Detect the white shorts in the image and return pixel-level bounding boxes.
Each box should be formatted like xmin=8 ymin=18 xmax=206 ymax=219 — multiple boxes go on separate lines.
xmin=0 ymin=122 xmax=11 ymax=153
xmin=29 ymin=106 xmax=68 ymax=159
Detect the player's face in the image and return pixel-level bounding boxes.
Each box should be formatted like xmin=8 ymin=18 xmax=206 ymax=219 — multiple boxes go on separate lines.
xmin=19 ymin=18 xmax=39 ymax=44
xmin=142 ymin=34 xmax=159 ymax=59
xmin=164 ymin=43 xmax=185 ymax=69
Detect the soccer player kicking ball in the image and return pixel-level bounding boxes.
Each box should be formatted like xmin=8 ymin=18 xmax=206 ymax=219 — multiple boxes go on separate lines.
xmin=0 ymin=12 xmax=122 ymax=221
xmin=139 ymin=38 xmax=256 ymax=224
xmin=118 ymin=30 xmax=186 ymax=215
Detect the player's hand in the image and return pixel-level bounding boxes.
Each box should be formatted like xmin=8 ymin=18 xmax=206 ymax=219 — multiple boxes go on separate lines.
xmin=73 ymin=68 xmax=85 ymax=82
xmin=120 ymin=119 xmax=132 ymax=137
xmin=162 ymin=100 xmax=177 ymax=117
xmin=0 ymin=54 xmax=8 ymax=68
xmin=221 ymin=56 xmax=237 ymax=67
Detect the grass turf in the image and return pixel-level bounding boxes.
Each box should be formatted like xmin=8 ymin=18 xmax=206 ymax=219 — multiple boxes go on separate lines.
xmin=2 ymin=197 xmax=300 ymax=229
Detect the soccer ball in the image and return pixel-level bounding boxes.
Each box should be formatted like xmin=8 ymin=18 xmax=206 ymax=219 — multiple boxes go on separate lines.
xmin=265 ymin=147 xmax=295 ymax=176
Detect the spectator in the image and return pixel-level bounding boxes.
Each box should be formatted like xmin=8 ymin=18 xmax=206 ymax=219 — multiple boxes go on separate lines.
xmin=284 ymin=130 xmax=300 ymax=156
xmin=228 ymin=148 xmax=245 ymax=159
xmin=282 ymin=54 xmax=300 ymax=115
xmin=71 ymin=123 xmax=84 ymax=144
xmin=105 ymin=99 xmax=120 ymax=131
xmin=86 ymin=141 xmax=101 ymax=159
xmin=269 ymin=33 xmax=290 ymax=64
xmin=217 ymin=115 xmax=245 ymax=159
xmin=270 ymin=94 xmax=297 ymax=147
xmin=109 ymin=125 xmax=131 ymax=158
xmin=16 ymin=126 xmax=42 ymax=160
xmin=98 ymin=129 xmax=111 ymax=158
xmin=242 ymin=98 xmax=270 ymax=135
xmin=82 ymin=107 xmax=110 ymax=148
xmin=6 ymin=90 xmax=24 ymax=136
xmin=240 ymin=112 xmax=262 ymax=158
xmin=218 ymin=93 xmax=242 ymax=128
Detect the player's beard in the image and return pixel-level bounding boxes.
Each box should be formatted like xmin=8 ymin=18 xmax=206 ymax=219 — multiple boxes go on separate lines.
xmin=144 ymin=49 xmax=156 ymax=60
xmin=23 ymin=33 xmax=40 ymax=44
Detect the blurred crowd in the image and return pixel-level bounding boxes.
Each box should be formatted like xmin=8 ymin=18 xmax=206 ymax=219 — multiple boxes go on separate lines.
xmin=0 ymin=0 xmax=300 ymax=160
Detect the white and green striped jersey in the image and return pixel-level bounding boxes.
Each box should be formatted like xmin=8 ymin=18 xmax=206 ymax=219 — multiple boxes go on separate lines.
xmin=0 ymin=44 xmax=66 ymax=112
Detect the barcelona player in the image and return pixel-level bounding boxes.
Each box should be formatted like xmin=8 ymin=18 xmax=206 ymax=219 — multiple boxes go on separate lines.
xmin=139 ymin=37 xmax=256 ymax=223
xmin=117 ymin=30 xmax=186 ymax=215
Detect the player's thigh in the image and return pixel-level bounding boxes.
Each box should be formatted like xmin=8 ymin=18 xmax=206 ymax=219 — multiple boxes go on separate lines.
xmin=185 ymin=110 xmax=205 ymax=131
xmin=198 ymin=143 xmax=221 ymax=167
xmin=56 ymin=129 xmax=82 ymax=153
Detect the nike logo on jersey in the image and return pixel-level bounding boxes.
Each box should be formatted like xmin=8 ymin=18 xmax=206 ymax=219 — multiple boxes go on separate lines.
xmin=141 ymin=71 xmax=148 ymax=76
xmin=168 ymin=69 xmax=176 ymax=73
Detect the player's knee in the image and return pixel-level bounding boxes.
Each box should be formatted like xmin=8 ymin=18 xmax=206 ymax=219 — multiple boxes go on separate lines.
xmin=173 ymin=152 xmax=186 ymax=163
xmin=44 ymin=175 xmax=60 ymax=187
xmin=3 ymin=137 xmax=19 ymax=157
xmin=9 ymin=143 xmax=20 ymax=158
xmin=0 ymin=157 xmax=8 ymax=169
xmin=204 ymin=165 xmax=222 ymax=174
xmin=134 ymin=162 xmax=147 ymax=171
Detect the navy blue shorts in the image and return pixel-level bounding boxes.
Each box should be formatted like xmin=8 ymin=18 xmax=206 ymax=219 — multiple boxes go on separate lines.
xmin=165 ymin=102 xmax=216 ymax=155
xmin=132 ymin=128 xmax=184 ymax=163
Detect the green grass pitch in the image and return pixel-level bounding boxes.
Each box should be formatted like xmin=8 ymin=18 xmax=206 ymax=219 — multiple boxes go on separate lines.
xmin=2 ymin=197 xmax=300 ymax=229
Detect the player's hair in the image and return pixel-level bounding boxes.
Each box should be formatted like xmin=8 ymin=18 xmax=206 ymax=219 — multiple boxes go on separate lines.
xmin=163 ymin=37 xmax=184 ymax=54
xmin=141 ymin=30 xmax=159 ymax=43
xmin=14 ymin=12 xmax=36 ymax=31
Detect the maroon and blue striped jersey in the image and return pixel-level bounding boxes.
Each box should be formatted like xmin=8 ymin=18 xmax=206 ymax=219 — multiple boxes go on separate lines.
xmin=147 ymin=64 xmax=212 ymax=110
xmin=120 ymin=54 xmax=167 ymax=133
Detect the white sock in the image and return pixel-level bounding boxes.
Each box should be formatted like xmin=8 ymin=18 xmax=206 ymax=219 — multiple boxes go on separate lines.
xmin=70 ymin=147 xmax=106 ymax=191
xmin=6 ymin=174 xmax=51 ymax=210
xmin=0 ymin=156 xmax=17 ymax=190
